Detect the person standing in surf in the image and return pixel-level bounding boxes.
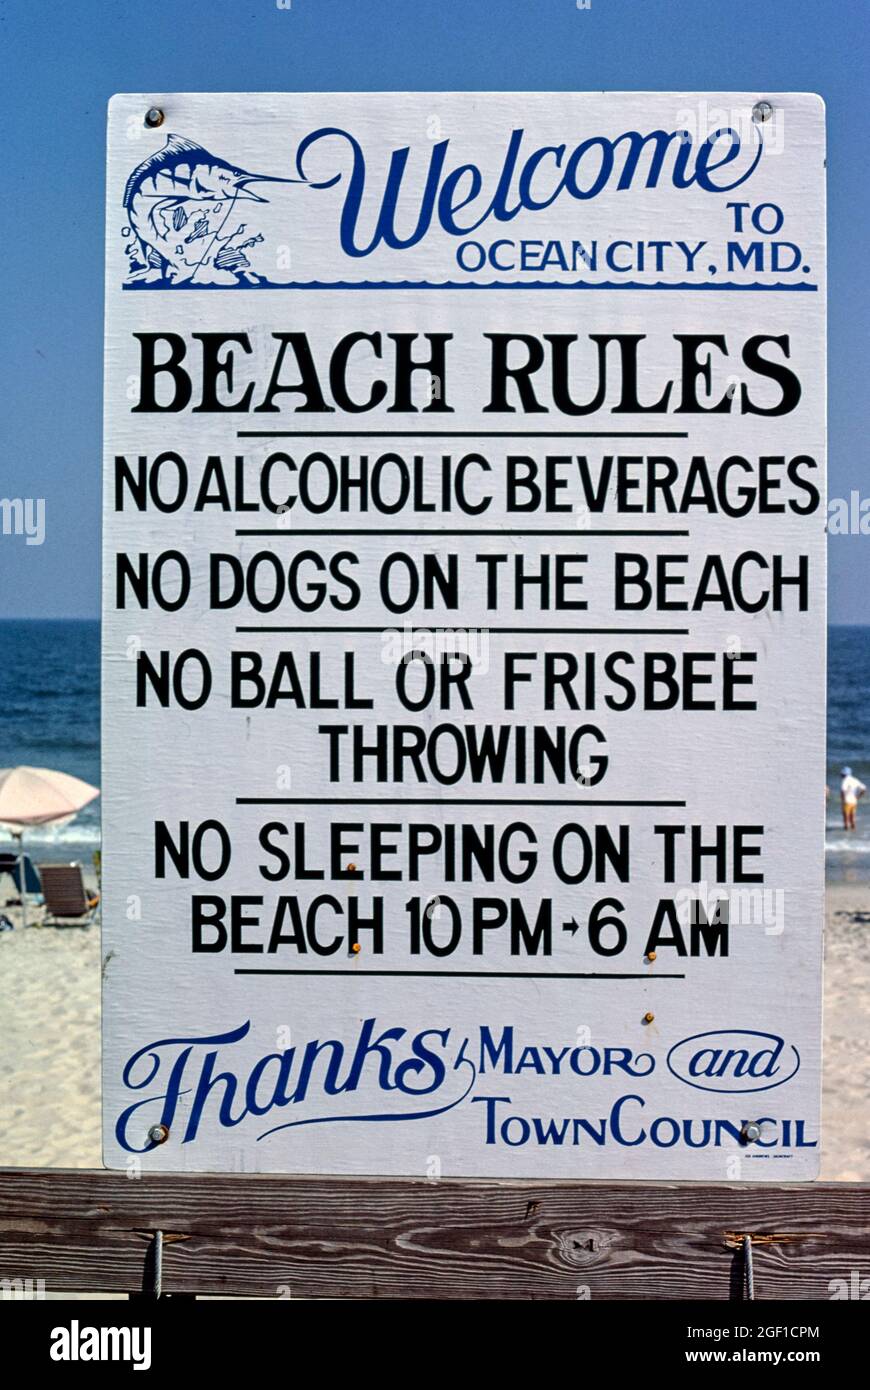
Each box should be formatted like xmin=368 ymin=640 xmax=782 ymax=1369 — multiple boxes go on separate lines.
xmin=840 ymin=766 xmax=867 ymax=831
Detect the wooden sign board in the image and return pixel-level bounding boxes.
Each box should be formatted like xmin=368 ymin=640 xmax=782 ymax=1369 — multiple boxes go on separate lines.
xmin=102 ymin=92 xmax=825 ymax=1179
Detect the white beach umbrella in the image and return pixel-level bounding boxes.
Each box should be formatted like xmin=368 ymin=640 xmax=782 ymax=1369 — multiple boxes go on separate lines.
xmin=0 ymin=766 xmax=99 ymax=926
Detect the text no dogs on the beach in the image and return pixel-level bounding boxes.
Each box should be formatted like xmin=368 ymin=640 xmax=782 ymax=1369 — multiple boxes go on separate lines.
xmin=101 ymin=92 xmax=826 ymax=1178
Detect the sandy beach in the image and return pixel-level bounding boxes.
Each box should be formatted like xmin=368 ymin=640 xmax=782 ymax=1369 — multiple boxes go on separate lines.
xmin=820 ymin=880 xmax=870 ymax=1180
xmin=0 ymin=872 xmax=866 ymax=1180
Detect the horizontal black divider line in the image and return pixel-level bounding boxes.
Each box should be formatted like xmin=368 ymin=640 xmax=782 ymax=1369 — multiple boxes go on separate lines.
xmin=234 ymin=968 xmax=686 ymax=980
xmin=234 ymin=527 xmax=690 ymax=536
xmin=234 ymin=625 xmax=691 ymax=634
xmin=237 ymin=797 xmax=687 ymax=807
xmin=236 ymin=430 xmax=690 ymax=439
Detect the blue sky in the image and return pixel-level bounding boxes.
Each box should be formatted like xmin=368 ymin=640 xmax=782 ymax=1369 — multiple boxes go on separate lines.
xmin=1 ymin=0 xmax=867 ymax=621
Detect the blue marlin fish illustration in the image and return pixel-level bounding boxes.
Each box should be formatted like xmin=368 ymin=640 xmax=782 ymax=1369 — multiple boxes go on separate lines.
xmin=123 ymin=134 xmax=300 ymax=285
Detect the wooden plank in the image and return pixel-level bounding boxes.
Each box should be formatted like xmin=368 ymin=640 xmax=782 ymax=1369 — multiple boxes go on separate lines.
xmin=0 ymin=1169 xmax=867 ymax=1300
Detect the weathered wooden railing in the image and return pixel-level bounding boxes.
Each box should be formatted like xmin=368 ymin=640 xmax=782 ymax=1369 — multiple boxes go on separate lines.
xmin=1 ymin=1170 xmax=868 ymax=1299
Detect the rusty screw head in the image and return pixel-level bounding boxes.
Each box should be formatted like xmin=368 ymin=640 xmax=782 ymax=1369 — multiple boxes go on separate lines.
xmin=144 ymin=107 xmax=165 ymax=129
xmin=148 ymin=1123 xmax=169 ymax=1145
xmin=351 ymin=942 xmax=361 ymax=954
xmin=646 ymin=950 xmax=657 ymax=962
xmin=346 ymin=863 xmax=357 ymax=872
xmin=643 ymin=1012 xmax=655 ymax=1024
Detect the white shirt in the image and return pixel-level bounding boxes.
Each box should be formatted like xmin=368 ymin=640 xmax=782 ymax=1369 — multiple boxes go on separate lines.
xmin=841 ymin=775 xmax=866 ymax=804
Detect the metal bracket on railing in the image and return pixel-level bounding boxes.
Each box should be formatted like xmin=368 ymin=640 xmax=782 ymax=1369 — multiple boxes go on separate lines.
xmin=141 ymin=1229 xmax=163 ymax=1299
xmin=130 ymin=1227 xmax=196 ymax=1301
xmin=743 ymin=1235 xmax=754 ymax=1300
xmin=726 ymin=1228 xmax=827 ymax=1302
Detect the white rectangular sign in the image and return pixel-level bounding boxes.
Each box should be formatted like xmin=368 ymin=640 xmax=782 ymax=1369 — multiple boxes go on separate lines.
xmin=102 ymin=92 xmax=826 ymax=1179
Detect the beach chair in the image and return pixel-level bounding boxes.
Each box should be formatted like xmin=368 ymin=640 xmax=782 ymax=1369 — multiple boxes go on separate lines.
xmin=39 ymin=863 xmax=100 ymax=927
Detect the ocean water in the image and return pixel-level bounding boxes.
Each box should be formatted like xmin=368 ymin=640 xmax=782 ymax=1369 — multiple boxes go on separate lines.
xmin=825 ymin=626 xmax=870 ymax=881
xmin=0 ymin=620 xmax=101 ymax=863
xmin=0 ymin=620 xmax=867 ymax=880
